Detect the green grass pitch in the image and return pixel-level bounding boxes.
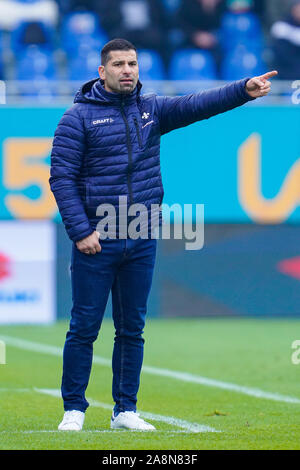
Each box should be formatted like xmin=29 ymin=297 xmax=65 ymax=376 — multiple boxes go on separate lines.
xmin=1 ymin=317 xmax=300 ymax=450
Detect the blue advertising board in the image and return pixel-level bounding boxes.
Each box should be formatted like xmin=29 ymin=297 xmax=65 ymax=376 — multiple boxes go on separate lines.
xmin=0 ymin=105 xmax=299 ymax=223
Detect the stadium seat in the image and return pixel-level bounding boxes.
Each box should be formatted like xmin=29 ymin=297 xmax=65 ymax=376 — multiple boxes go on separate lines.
xmin=16 ymin=45 xmax=56 ymax=78
xmin=161 ymin=0 xmax=182 ymax=13
xmin=169 ymin=49 xmax=217 ymax=80
xmin=221 ymin=44 xmax=266 ymax=81
xmin=137 ymin=49 xmax=166 ymax=81
xmin=68 ymin=48 xmax=100 ymax=82
xmin=61 ymin=11 xmax=108 ymax=57
xmin=15 ymin=45 xmax=58 ymax=99
xmin=220 ymin=12 xmax=263 ymax=51
xmin=10 ymin=20 xmax=56 ymax=54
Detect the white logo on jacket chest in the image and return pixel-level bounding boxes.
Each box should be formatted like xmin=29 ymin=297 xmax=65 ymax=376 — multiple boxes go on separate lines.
xmin=142 ymin=112 xmax=150 ymax=120
xmin=92 ymin=118 xmax=114 ymax=125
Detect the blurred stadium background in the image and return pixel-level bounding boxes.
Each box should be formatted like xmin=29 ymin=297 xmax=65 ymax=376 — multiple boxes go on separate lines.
xmin=0 ymin=0 xmax=299 ymax=323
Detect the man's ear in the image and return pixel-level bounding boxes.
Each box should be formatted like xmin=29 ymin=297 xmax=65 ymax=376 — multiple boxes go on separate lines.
xmin=98 ymin=65 xmax=105 ymax=80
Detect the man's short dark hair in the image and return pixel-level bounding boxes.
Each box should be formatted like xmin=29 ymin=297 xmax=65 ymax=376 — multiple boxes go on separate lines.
xmin=101 ymin=39 xmax=137 ymax=66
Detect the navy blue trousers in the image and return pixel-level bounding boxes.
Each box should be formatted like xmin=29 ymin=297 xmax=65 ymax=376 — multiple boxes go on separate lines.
xmin=61 ymin=237 xmax=157 ymax=414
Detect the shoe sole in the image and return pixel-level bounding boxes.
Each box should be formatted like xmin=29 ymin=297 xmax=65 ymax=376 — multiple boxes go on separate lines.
xmin=58 ymin=425 xmax=83 ymax=431
xmin=110 ymin=421 xmax=155 ymax=431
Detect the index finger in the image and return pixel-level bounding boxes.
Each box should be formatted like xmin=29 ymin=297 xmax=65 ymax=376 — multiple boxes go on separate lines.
xmin=260 ymin=70 xmax=278 ymax=80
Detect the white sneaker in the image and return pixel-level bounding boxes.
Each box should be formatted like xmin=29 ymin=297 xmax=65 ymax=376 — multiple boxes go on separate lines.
xmin=110 ymin=411 xmax=156 ymax=431
xmin=58 ymin=410 xmax=85 ymax=431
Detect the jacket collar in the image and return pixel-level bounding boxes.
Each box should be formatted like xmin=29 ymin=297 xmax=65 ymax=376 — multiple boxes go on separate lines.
xmin=74 ymin=78 xmax=143 ymax=106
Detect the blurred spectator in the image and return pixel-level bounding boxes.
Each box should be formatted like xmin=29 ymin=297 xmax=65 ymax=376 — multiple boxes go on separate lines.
xmin=98 ymin=0 xmax=164 ymax=50
xmin=176 ymin=0 xmax=225 ymax=73
xmin=65 ymin=0 xmax=167 ymax=57
xmin=0 ymin=0 xmax=58 ymax=31
xmin=177 ymin=0 xmax=225 ymax=51
xmin=271 ymin=0 xmax=300 ymax=79
xmin=11 ymin=21 xmax=56 ymax=53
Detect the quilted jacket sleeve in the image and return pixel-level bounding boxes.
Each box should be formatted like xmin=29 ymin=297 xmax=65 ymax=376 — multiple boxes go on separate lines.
xmin=156 ymin=78 xmax=255 ymax=135
xmin=49 ymin=106 xmax=94 ymax=242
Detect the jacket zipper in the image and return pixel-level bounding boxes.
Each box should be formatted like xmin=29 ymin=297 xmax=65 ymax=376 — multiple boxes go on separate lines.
xmin=120 ymin=102 xmax=133 ymax=205
xmin=133 ymin=117 xmax=142 ymax=148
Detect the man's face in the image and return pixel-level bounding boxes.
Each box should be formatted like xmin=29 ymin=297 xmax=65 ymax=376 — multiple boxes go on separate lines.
xmin=98 ymin=50 xmax=139 ymax=94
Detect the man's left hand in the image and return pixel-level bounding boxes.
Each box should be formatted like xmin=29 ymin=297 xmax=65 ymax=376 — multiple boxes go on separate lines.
xmin=246 ymin=71 xmax=278 ymax=98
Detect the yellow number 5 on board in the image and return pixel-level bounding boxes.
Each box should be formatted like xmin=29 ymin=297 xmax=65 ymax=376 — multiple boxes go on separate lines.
xmin=3 ymin=138 xmax=57 ymax=218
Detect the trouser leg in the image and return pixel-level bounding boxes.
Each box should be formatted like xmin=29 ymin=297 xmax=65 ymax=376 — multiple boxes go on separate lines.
xmin=62 ymin=243 xmax=116 ymax=412
xmin=111 ymin=238 xmax=157 ymax=414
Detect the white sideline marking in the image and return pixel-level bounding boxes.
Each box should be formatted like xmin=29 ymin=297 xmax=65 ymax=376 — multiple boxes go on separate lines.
xmin=0 ymin=430 xmax=210 ymax=435
xmin=34 ymin=388 xmax=218 ymax=433
xmin=0 ymin=430 xmax=118 ymax=434
xmin=2 ymin=334 xmax=300 ymax=405
xmin=0 ymin=386 xmax=219 ymax=433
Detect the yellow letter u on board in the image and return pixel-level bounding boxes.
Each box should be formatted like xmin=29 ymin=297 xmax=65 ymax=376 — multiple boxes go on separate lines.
xmin=238 ymin=134 xmax=300 ymax=223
